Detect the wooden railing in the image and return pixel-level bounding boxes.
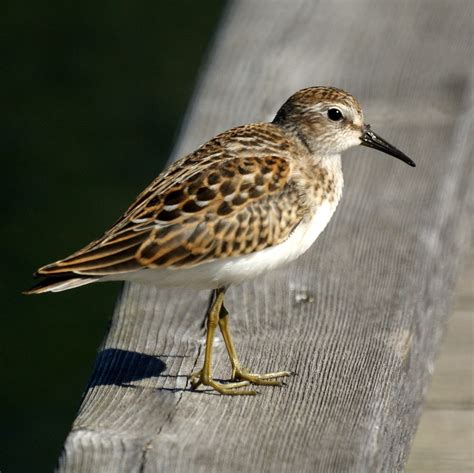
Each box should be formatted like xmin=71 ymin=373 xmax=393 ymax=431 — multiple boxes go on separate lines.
xmin=57 ymin=1 xmax=473 ymax=471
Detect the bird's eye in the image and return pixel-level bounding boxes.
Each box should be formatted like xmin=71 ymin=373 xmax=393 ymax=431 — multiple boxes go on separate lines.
xmin=327 ymin=108 xmax=343 ymax=121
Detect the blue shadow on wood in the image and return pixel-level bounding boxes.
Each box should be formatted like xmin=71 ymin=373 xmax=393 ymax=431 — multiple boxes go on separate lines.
xmin=86 ymin=348 xmax=170 ymax=388
xmin=84 ymin=348 xmax=224 ymax=395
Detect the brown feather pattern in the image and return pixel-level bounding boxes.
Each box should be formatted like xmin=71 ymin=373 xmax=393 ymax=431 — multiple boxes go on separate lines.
xmin=37 ymin=123 xmax=309 ymax=277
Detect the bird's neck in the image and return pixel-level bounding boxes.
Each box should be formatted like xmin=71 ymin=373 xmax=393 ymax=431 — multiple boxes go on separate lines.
xmin=314 ymin=154 xmax=344 ymax=202
xmin=316 ymin=153 xmax=342 ymax=171
xmin=273 ymin=122 xmax=344 ymax=206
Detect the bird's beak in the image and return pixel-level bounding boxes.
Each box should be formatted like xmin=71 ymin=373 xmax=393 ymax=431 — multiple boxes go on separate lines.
xmin=360 ymin=125 xmax=415 ymax=167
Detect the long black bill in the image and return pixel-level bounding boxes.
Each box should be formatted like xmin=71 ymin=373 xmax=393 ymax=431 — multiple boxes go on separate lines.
xmin=360 ymin=125 xmax=415 ymax=167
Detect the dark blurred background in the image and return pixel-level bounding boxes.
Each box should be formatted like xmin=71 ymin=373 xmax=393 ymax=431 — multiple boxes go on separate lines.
xmin=1 ymin=2 xmax=225 ymax=471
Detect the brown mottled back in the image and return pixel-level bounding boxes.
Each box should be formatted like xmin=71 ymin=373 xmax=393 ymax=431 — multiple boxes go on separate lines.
xmin=36 ymin=123 xmax=308 ymax=276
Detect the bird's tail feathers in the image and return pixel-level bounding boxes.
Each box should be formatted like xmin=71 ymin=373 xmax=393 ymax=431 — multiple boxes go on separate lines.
xmin=23 ymin=276 xmax=99 ymax=294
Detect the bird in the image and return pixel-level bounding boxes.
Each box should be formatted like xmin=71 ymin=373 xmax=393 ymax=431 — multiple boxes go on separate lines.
xmin=25 ymin=86 xmax=415 ymax=395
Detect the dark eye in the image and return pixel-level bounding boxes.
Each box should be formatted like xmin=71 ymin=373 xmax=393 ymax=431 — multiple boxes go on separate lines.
xmin=327 ymin=108 xmax=343 ymax=121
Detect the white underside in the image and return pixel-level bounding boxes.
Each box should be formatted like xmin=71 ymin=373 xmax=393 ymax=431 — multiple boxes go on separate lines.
xmin=107 ymin=198 xmax=339 ymax=289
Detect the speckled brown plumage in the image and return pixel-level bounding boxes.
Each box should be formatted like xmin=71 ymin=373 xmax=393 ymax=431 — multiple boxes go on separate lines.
xmin=26 ymin=85 xmax=413 ymax=295
xmin=36 ymin=123 xmax=313 ymax=276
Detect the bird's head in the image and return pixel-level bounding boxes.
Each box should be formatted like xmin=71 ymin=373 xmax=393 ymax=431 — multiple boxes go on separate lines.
xmin=273 ymin=86 xmax=415 ymax=167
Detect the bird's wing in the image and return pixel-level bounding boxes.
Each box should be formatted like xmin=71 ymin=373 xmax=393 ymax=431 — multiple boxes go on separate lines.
xmin=36 ymin=126 xmax=307 ymax=277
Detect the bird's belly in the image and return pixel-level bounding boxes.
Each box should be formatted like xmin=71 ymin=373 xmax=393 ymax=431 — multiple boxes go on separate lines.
xmin=120 ymin=200 xmax=338 ymax=289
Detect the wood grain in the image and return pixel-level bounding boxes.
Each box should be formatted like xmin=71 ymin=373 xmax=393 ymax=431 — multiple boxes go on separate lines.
xmin=57 ymin=0 xmax=474 ymax=472
xmin=406 ymin=239 xmax=474 ymax=472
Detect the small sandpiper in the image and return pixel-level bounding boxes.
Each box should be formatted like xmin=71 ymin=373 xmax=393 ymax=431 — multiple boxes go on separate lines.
xmin=25 ymin=86 xmax=415 ymax=395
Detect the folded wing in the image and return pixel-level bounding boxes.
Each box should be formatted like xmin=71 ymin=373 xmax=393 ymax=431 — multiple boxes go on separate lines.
xmin=34 ymin=139 xmax=305 ymax=280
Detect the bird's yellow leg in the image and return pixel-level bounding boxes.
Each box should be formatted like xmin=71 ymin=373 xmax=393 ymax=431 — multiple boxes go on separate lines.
xmin=218 ymin=303 xmax=293 ymax=386
xmin=189 ymin=288 xmax=256 ymax=395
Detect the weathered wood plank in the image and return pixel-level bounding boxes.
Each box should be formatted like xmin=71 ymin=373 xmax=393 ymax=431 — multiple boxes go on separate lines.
xmin=58 ymin=0 xmax=474 ymax=472
xmin=406 ymin=240 xmax=473 ymax=472
xmin=406 ymin=410 xmax=474 ymax=473
xmin=424 ymin=307 xmax=474 ymax=409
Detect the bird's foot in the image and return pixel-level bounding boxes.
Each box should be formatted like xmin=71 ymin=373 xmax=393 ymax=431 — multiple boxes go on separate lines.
xmin=231 ymin=367 xmax=295 ymax=386
xmin=189 ymin=369 xmax=257 ymax=395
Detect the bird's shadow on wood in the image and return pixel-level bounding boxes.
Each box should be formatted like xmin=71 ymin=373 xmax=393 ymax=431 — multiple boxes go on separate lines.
xmin=84 ymin=348 xmax=238 ymax=396
xmin=86 ymin=348 xmax=186 ymax=389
